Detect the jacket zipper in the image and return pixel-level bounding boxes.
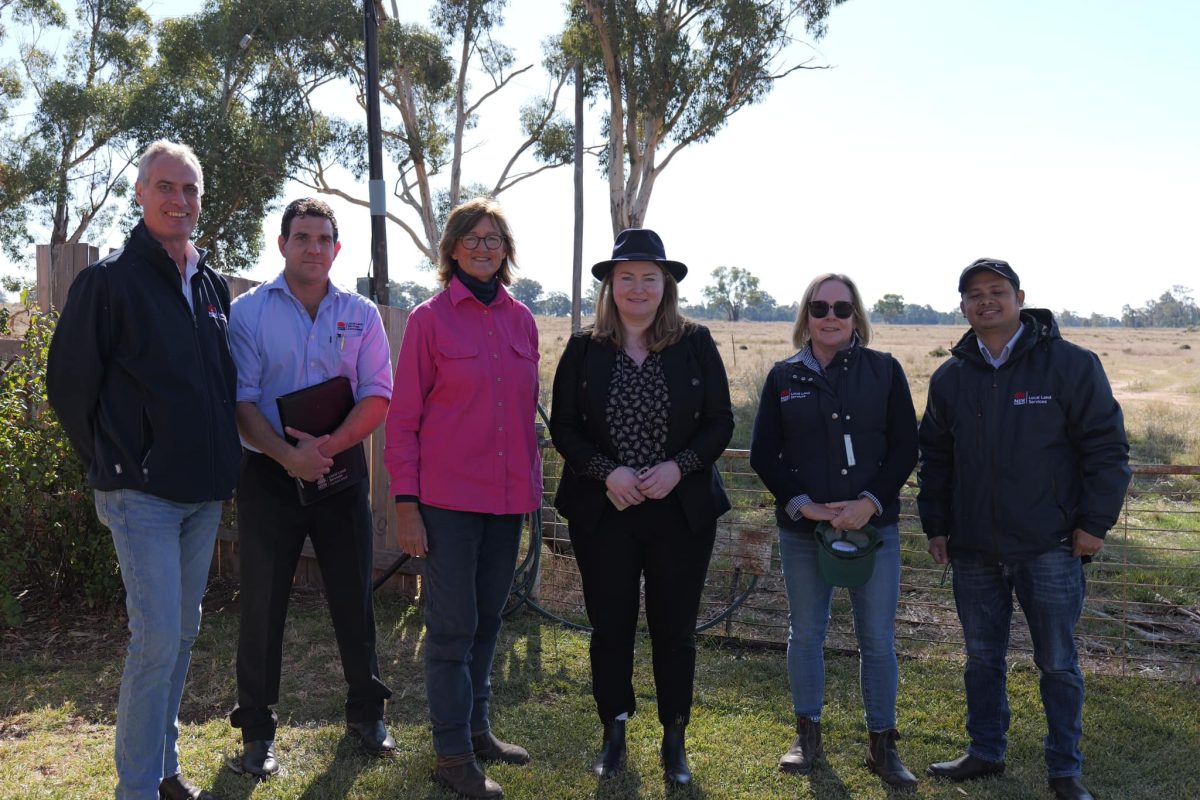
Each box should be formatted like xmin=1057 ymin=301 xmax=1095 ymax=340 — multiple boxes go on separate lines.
xmin=194 ymin=270 xmax=218 ymax=498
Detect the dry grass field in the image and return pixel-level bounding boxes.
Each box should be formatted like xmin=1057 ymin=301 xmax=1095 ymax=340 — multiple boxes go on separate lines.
xmin=534 ymin=317 xmax=1200 ymax=464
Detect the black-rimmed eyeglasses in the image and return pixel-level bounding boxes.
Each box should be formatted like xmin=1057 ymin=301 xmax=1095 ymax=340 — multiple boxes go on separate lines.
xmin=460 ymin=234 xmax=504 ymax=251
xmin=808 ymin=300 xmax=854 ymax=319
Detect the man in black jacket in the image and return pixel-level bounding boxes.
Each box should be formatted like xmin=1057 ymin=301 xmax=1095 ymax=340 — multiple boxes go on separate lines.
xmin=47 ymin=140 xmax=239 ymax=800
xmin=917 ymin=259 xmax=1130 ymax=800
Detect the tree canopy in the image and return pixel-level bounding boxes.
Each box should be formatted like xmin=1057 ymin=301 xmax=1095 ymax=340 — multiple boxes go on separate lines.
xmin=556 ymin=0 xmax=846 ymax=233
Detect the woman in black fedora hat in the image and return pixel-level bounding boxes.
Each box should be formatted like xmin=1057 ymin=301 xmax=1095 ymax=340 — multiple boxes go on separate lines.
xmin=549 ymin=228 xmax=734 ymax=786
xmin=749 ymin=273 xmax=919 ymax=790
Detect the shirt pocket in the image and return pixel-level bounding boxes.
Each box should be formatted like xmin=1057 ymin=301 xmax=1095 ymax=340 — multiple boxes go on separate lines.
xmin=434 ymin=340 xmax=480 ymax=386
xmin=507 ymin=339 xmax=540 ymax=400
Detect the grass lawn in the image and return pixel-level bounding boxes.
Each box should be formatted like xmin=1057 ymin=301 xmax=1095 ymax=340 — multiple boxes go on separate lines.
xmin=2 ymin=584 xmax=1198 ymax=800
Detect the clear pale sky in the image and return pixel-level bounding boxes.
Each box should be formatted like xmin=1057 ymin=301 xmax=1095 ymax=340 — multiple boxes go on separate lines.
xmin=6 ymin=0 xmax=1198 ymax=317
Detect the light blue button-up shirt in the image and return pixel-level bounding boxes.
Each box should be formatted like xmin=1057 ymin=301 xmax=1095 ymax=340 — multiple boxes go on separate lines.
xmin=229 ymin=271 xmax=393 ymax=450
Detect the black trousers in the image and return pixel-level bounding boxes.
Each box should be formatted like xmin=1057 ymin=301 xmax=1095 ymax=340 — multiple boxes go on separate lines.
xmin=569 ymin=495 xmax=716 ymax=726
xmin=230 ymin=450 xmax=391 ymax=741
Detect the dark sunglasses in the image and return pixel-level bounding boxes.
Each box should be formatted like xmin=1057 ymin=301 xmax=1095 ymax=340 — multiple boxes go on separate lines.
xmin=808 ymin=300 xmax=854 ymax=319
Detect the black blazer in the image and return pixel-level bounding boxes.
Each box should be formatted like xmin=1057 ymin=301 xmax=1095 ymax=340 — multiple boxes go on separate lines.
xmin=550 ymin=325 xmax=735 ymax=535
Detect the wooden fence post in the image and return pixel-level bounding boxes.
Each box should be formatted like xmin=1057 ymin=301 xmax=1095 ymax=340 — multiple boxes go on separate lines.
xmin=36 ymin=243 xmax=100 ymax=312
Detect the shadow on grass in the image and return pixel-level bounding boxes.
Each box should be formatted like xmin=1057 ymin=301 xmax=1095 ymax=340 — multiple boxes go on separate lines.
xmin=4 ymin=586 xmax=1200 ymax=799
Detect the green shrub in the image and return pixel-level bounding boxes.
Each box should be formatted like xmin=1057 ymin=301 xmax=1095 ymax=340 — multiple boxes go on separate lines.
xmin=0 ymin=304 xmax=121 ymax=624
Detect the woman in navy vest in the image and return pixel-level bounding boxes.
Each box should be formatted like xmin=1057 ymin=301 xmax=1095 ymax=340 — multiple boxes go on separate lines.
xmin=750 ymin=273 xmax=919 ymax=790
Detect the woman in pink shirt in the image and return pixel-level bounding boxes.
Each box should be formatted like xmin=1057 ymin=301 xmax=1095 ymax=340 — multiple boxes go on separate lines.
xmin=384 ymin=197 xmax=541 ymax=800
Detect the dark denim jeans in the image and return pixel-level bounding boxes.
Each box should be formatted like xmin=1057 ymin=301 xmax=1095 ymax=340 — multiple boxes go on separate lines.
xmin=951 ymin=546 xmax=1087 ymax=778
xmin=419 ymin=505 xmax=523 ymax=756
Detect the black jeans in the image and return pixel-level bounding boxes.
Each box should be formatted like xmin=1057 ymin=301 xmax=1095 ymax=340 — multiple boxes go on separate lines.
xmin=230 ymin=451 xmax=391 ymax=742
xmin=569 ymin=495 xmax=716 ymax=726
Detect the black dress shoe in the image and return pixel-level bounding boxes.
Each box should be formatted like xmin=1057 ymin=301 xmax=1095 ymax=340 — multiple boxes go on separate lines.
xmin=229 ymin=739 xmax=279 ymax=777
xmin=1049 ymin=775 xmax=1096 ymax=800
xmin=926 ymin=752 xmax=1005 ymax=781
xmin=159 ymin=774 xmax=217 ymax=800
xmin=347 ymin=719 xmax=397 ymax=756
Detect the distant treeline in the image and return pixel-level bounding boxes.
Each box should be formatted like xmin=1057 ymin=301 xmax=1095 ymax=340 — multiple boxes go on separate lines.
xmin=349 ymin=276 xmax=1199 ymax=329
xmin=868 ymin=287 xmax=1198 ymax=328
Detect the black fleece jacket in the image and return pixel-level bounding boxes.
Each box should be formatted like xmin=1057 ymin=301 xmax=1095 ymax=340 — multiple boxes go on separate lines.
xmin=47 ymin=220 xmax=241 ymax=503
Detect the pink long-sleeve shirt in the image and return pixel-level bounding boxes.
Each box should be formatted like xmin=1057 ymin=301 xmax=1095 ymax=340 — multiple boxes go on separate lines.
xmin=384 ymin=277 xmax=543 ymax=515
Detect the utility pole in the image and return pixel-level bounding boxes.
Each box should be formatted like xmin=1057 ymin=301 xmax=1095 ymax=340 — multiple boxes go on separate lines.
xmin=571 ymin=60 xmax=584 ymax=331
xmin=364 ymin=0 xmax=389 ymax=306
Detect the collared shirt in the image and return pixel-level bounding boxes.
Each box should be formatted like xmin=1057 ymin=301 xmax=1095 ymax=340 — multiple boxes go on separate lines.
xmin=782 ymin=334 xmax=881 ymax=521
xmin=229 ymin=272 xmax=392 ymax=450
xmin=178 ymin=244 xmax=200 ymax=311
xmin=977 ymin=322 xmax=1025 ymax=368
xmin=384 ymin=277 xmax=542 ymax=515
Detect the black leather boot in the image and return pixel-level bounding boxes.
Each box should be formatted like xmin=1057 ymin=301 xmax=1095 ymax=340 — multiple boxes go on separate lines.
xmin=779 ymin=715 xmax=822 ymax=774
xmin=867 ymin=729 xmax=918 ymax=791
xmin=592 ymin=718 xmax=626 ymax=778
xmin=661 ymin=722 xmax=692 ymax=786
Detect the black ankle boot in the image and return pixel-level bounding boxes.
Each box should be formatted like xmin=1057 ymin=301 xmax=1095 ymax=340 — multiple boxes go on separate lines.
xmin=593 ymin=718 xmax=626 ymax=778
xmin=661 ymin=722 xmax=691 ymax=786
xmin=867 ymin=728 xmax=918 ymax=791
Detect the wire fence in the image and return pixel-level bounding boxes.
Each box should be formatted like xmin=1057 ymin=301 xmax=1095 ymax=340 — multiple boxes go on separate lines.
xmin=527 ymin=451 xmax=1200 ymax=682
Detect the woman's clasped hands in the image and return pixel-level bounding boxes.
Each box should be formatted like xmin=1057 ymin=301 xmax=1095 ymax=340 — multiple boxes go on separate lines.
xmin=605 ymin=460 xmax=683 ymax=507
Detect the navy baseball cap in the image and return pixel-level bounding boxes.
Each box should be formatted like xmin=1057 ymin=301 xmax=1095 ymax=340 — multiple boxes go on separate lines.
xmin=958 ymin=258 xmax=1020 ymax=293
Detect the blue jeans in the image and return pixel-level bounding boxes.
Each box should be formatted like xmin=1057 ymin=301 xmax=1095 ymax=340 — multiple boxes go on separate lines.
xmin=952 ymin=546 xmax=1086 ymax=778
xmin=93 ymin=489 xmax=222 ymax=800
xmin=419 ymin=505 xmax=523 ymax=756
xmin=778 ymin=523 xmax=901 ymax=731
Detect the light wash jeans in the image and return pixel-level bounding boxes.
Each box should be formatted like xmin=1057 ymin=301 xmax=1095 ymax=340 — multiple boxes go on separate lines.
xmin=94 ymin=489 xmax=222 ymax=800
xmin=952 ymin=546 xmax=1087 ymax=778
xmin=778 ymin=523 xmax=901 ymax=731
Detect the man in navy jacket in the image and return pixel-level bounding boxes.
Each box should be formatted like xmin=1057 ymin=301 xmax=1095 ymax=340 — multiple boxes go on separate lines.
xmin=917 ymin=259 xmax=1130 ymax=800
xmin=48 ymin=140 xmax=239 ymax=800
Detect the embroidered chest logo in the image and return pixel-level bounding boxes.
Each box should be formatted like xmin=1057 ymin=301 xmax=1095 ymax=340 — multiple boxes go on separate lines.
xmin=338 ymin=321 xmax=364 ymax=332
xmin=1012 ymin=390 xmax=1052 ymax=406
xmin=206 ymin=304 xmax=227 ymax=323
xmin=779 ymin=389 xmax=813 ymax=403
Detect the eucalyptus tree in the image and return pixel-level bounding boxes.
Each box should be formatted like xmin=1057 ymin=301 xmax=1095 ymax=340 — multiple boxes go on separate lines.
xmin=557 ymin=0 xmax=846 ymax=234
xmin=701 ymin=265 xmax=767 ymax=322
xmin=296 ymin=0 xmax=577 ymax=265
xmin=133 ymin=0 xmax=358 ymax=271
xmin=0 ymin=0 xmax=148 ymax=266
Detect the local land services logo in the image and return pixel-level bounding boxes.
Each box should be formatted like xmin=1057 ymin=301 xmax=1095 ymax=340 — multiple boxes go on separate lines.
xmin=1013 ymin=390 xmax=1052 ymax=406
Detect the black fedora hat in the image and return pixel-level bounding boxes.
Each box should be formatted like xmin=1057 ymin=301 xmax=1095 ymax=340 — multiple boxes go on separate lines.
xmin=592 ymin=228 xmax=688 ymax=282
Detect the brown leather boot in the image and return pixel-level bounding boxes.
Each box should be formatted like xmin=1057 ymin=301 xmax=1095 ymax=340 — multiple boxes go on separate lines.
xmin=433 ymin=753 xmax=503 ymax=799
xmin=471 ymin=730 xmax=530 ymax=765
xmin=867 ymin=728 xmax=918 ymax=791
xmin=779 ymin=715 xmax=822 ymax=774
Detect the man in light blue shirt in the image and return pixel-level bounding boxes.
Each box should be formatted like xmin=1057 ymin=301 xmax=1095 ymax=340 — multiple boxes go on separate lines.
xmin=226 ymin=198 xmax=395 ymax=777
